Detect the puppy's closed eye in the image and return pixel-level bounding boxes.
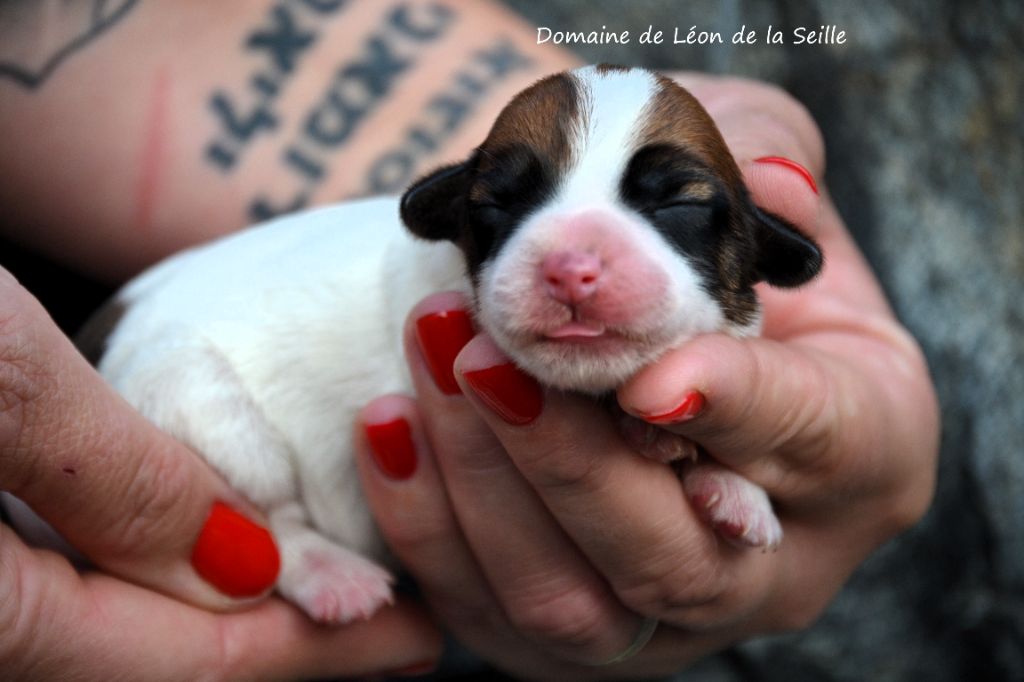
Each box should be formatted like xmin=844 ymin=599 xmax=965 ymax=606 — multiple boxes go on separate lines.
xmin=620 ymin=144 xmax=725 ymax=211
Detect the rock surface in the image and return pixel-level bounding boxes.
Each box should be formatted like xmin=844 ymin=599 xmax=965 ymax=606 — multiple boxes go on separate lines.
xmin=503 ymin=0 xmax=1023 ymax=679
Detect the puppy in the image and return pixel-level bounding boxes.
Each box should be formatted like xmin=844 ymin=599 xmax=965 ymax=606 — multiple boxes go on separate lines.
xmin=79 ymin=65 xmax=821 ymax=624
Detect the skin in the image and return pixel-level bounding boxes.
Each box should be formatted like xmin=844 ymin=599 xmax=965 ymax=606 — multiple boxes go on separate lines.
xmin=0 ymin=1 xmax=939 ymax=678
xmin=354 ymin=77 xmax=940 ymax=679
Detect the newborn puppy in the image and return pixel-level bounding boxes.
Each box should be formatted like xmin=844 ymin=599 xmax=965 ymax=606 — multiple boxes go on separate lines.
xmin=83 ymin=65 xmax=821 ymax=624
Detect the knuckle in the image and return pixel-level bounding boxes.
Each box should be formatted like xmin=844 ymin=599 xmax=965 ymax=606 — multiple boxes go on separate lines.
xmin=101 ymin=439 xmax=197 ymax=555
xmin=379 ymin=501 xmax=456 ymax=557
xmin=524 ymin=441 xmax=609 ymax=495
xmin=0 ymin=529 xmax=29 ymax=671
xmin=0 ymin=304 xmax=54 ymax=489
xmin=504 ymin=582 xmax=610 ymax=655
xmin=617 ymin=557 xmax=726 ymax=622
xmin=0 ymin=527 xmax=70 ymax=677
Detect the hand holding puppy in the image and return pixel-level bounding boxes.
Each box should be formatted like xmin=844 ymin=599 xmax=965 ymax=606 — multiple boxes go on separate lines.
xmin=355 ymin=74 xmax=939 ymax=679
xmin=0 ymin=270 xmax=442 ymax=680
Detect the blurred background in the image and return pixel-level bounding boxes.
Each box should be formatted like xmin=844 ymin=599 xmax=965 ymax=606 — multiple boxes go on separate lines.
xmin=2 ymin=1 xmax=1020 ymax=679
xmin=498 ymin=0 xmax=1023 ymax=680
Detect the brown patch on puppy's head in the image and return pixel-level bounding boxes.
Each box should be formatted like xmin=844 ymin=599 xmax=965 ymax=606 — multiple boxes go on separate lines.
xmin=402 ymin=72 xmax=582 ymax=276
xmin=621 ymin=74 xmax=822 ymax=326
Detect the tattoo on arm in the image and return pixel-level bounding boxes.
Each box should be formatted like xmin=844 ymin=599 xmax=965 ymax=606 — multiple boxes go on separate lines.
xmin=204 ymin=0 xmax=351 ymax=172
xmin=360 ymin=39 xmax=533 ymax=197
xmin=0 ymin=0 xmax=140 ymax=90
xmin=248 ymin=2 xmax=458 ymax=221
xmin=203 ymin=1 xmax=536 ymax=224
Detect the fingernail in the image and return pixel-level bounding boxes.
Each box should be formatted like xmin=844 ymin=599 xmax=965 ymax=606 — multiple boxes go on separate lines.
xmin=642 ymin=390 xmax=706 ymax=424
xmin=366 ymin=417 xmax=417 ymax=481
xmin=191 ymin=502 xmax=280 ymax=598
xmin=415 ymin=310 xmax=475 ymax=395
xmin=755 ymin=156 xmax=819 ymax=195
xmin=463 ymin=363 xmax=543 ymax=425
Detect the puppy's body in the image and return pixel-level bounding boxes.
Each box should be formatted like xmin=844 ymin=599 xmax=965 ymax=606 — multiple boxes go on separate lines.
xmin=74 ymin=66 xmax=821 ymax=623
xmin=101 ymin=200 xmax=461 ymax=557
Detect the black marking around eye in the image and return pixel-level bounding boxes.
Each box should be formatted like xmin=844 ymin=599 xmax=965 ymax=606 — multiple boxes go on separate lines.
xmin=620 ymin=144 xmax=730 ymax=274
xmin=462 ymin=144 xmax=556 ymax=273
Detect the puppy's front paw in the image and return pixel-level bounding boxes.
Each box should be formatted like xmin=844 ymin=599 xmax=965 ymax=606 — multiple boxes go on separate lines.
xmin=683 ymin=463 xmax=783 ymax=551
xmin=278 ymin=540 xmax=394 ymax=625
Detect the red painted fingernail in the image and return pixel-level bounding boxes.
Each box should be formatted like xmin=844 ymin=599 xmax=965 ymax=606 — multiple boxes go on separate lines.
xmin=642 ymin=390 xmax=706 ymax=424
xmin=755 ymin=156 xmax=819 ymax=195
xmin=415 ymin=310 xmax=475 ymax=395
xmin=366 ymin=417 xmax=418 ymax=480
xmin=463 ymin=363 xmax=543 ymax=425
xmin=191 ymin=502 xmax=280 ymax=598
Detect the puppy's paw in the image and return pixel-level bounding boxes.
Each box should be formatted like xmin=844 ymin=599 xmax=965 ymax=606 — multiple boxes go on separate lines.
xmin=278 ymin=541 xmax=394 ymax=625
xmin=618 ymin=414 xmax=699 ymax=463
xmin=683 ymin=463 xmax=783 ymax=551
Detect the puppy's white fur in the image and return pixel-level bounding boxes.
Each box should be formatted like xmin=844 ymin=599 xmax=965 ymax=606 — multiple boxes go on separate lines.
xmin=99 ymin=200 xmax=466 ymax=621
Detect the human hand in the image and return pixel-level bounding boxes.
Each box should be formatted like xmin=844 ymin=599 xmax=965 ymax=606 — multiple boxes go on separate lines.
xmin=0 ymin=269 xmax=442 ymax=680
xmin=353 ymin=73 xmax=939 ymax=679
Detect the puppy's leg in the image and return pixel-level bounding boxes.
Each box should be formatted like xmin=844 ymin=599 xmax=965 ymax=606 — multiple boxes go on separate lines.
xmin=270 ymin=502 xmax=394 ymax=623
xmin=682 ymin=461 xmax=783 ymax=551
xmin=617 ymin=415 xmax=781 ymax=550
xmin=106 ymin=339 xmax=393 ymax=623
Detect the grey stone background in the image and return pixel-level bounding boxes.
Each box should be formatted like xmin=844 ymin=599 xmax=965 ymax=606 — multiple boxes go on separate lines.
xmin=500 ymin=0 xmax=1022 ymax=680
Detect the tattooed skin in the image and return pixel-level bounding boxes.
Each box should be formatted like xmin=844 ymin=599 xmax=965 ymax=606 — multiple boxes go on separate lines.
xmin=0 ymin=0 xmax=577 ymax=280
xmin=206 ymin=1 xmax=537 ymax=222
xmin=0 ymin=0 xmax=140 ymax=89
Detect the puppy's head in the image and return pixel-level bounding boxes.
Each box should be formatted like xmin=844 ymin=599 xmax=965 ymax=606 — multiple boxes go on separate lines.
xmin=401 ymin=65 xmax=821 ymax=393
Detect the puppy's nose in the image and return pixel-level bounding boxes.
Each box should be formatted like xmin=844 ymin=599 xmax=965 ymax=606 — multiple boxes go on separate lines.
xmin=541 ymin=250 xmax=602 ymax=304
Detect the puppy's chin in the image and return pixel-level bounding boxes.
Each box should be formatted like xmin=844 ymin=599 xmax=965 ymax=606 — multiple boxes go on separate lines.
xmin=491 ymin=327 xmax=675 ymax=394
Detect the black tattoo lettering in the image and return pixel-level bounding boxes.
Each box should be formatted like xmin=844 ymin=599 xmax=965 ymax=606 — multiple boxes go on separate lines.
xmin=203 ymin=0 xmax=350 ymax=172
xmin=305 ymin=37 xmax=411 ymax=147
xmin=249 ymin=191 xmax=312 ymax=225
xmin=247 ymin=5 xmax=316 ymax=75
xmin=0 ymin=0 xmax=140 ymax=90
xmin=247 ymin=2 xmax=455 ymax=222
xmin=364 ymin=39 xmax=533 ymax=195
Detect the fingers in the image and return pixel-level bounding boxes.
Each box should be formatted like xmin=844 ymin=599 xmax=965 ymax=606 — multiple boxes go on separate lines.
xmin=0 ymin=270 xmax=278 ymax=609
xmin=617 ymin=333 xmax=837 ymax=480
xmin=356 ymin=294 xmax=645 ymax=666
xmin=0 ymin=523 xmax=442 ymax=680
xmin=364 ymin=293 xmax=781 ymax=639
xmin=454 ymin=333 xmax=782 ymax=627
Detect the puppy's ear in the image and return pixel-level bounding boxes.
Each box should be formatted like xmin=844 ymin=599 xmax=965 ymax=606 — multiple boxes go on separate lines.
xmin=400 ymin=159 xmax=473 ymax=241
xmin=751 ymin=206 xmax=823 ymax=287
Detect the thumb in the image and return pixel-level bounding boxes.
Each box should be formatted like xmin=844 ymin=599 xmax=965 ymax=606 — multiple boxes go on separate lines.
xmin=0 ymin=269 xmax=279 ymax=609
xmin=617 ymin=332 xmax=839 ymax=473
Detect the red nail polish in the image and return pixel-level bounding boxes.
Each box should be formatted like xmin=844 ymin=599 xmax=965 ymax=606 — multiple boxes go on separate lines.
xmin=755 ymin=156 xmax=819 ymax=195
xmin=415 ymin=310 xmax=475 ymax=395
xmin=191 ymin=502 xmax=280 ymax=598
xmin=463 ymin=363 xmax=543 ymax=425
xmin=366 ymin=418 xmax=417 ymax=480
xmin=643 ymin=390 xmax=706 ymax=424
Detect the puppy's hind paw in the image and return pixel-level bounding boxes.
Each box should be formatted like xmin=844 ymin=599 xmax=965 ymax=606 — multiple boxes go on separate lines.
xmin=683 ymin=464 xmax=783 ymax=551
xmin=280 ymin=544 xmax=394 ymax=625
